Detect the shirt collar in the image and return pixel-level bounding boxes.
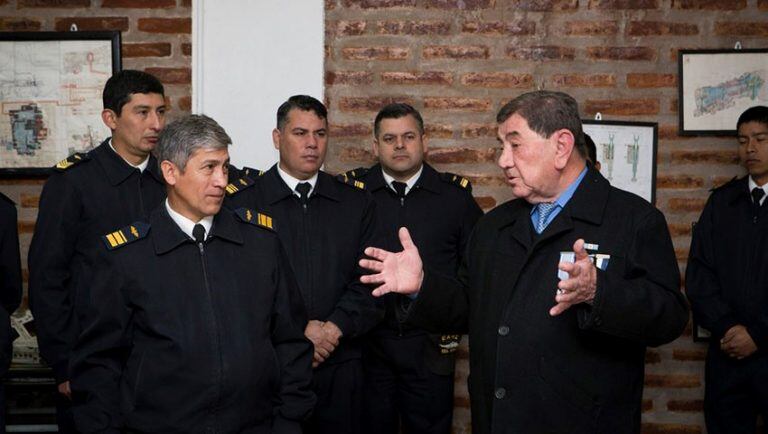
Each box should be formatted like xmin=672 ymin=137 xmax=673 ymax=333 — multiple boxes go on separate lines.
xmin=109 ymin=138 xmax=149 ymax=172
xmin=277 ymin=164 xmax=319 ymax=197
xmin=381 ymin=164 xmax=423 ymax=195
xmin=748 ymin=176 xmax=768 ymax=205
xmin=530 ymin=166 xmax=589 ymax=215
xmin=164 ymin=199 xmax=214 ymax=241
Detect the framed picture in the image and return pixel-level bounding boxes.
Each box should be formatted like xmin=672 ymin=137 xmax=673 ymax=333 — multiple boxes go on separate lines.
xmin=0 ymin=31 xmax=121 ymax=176
xmin=678 ymin=49 xmax=768 ymax=136
xmin=582 ymin=120 xmax=658 ymax=204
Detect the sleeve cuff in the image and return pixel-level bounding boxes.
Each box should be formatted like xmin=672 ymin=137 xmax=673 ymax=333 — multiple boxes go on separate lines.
xmin=326 ymin=311 xmax=353 ymax=338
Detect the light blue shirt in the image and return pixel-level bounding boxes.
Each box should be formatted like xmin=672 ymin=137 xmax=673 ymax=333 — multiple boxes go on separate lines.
xmin=530 ymin=167 xmax=588 ymax=233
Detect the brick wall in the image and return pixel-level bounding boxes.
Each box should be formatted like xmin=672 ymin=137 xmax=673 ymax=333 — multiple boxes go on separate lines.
xmin=324 ymin=1 xmax=768 ymax=433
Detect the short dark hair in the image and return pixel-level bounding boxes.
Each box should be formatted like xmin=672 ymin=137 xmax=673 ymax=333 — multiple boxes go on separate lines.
xmin=276 ymin=95 xmax=327 ymax=131
xmin=737 ymin=106 xmax=768 ymax=130
xmin=103 ymin=70 xmax=165 ymax=115
xmin=374 ymin=103 xmax=425 ymax=138
xmin=497 ymin=91 xmax=586 ymax=159
xmin=584 ymin=133 xmax=597 ymax=165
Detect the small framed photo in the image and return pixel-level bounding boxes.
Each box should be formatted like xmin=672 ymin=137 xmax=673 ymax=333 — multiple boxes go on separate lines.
xmin=678 ymin=49 xmax=768 ymax=136
xmin=582 ymin=120 xmax=658 ymax=204
xmin=0 ymin=31 xmax=121 ymax=176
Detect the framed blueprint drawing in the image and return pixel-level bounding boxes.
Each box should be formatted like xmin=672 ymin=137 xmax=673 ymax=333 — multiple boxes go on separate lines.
xmin=679 ymin=49 xmax=768 ymax=136
xmin=0 ymin=31 xmax=121 ymax=175
xmin=582 ymin=120 xmax=658 ymax=204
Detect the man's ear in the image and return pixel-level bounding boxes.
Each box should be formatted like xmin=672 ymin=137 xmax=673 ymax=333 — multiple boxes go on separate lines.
xmin=102 ymin=109 xmax=118 ymax=130
xmin=553 ymin=129 xmax=576 ymax=170
xmin=160 ymin=160 xmax=179 ymax=186
xmin=421 ymin=134 xmax=429 ymax=155
xmin=372 ymin=138 xmax=380 ymax=159
xmin=272 ymin=128 xmax=281 ymax=151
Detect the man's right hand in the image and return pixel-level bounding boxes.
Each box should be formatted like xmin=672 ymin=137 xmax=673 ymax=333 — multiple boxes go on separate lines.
xmin=58 ymin=381 xmax=72 ymax=399
xmin=305 ymin=320 xmax=338 ymax=367
xmin=359 ymin=227 xmax=424 ymax=297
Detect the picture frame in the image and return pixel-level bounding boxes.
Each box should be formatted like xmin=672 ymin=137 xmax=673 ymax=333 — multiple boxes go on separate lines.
xmin=582 ymin=120 xmax=658 ymax=204
xmin=678 ymin=49 xmax=768 ymax=136
xmin=0 ymin=31 xmax=121 ymax=176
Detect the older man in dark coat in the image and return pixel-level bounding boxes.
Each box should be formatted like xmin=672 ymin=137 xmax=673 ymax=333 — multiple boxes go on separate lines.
xmin=359 ymin=91 xmax=689 ymax=434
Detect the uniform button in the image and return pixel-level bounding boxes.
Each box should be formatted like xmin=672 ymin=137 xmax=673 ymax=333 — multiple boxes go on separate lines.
xmin=495 ymin=387 xmax=506 ymax=399
xmin=498 ymin=325 xmax=510 ymax=336
xmin=594 ymin=316 xmax=602 ymax=326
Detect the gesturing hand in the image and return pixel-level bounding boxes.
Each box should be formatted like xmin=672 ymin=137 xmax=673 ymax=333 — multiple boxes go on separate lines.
xmin=550 ymin=239 xmax=597 ymax=317
xmin=360 ymin=227 xmax=424 ymax=297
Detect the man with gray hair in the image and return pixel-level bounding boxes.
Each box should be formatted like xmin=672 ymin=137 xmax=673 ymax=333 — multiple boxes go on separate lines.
xmin=71 ymin=115 xmax=315 ymax=434
xmin=359 ymin=91 xmax=689 ymax=434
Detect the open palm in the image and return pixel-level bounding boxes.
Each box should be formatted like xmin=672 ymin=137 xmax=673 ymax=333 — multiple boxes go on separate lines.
xmin=360 ymin=227 xmax=424 ymax=297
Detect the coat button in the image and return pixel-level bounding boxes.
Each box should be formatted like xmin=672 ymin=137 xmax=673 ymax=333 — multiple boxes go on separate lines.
xmin=498 ymin=325 xmax=510 ymax=336
xmin=495 ymin=387 xmax=506 ymax=399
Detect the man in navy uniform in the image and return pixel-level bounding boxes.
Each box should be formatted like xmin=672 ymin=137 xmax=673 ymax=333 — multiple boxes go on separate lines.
xmin=343 ymin=103 xmax=482 ymax=434
xmin=71 ymin=114 xmax=315 ymax=434
xmin=0 ymin=192 xmax=22 ymax=432
xmin=29 ymin=70 xmax=167 ymax=433
xmin=225 ymin=95 xmax=381 ymax=434
xmin=686 ymin=105 xmax=768 ymax=434
xmin=359 ymin=91 xmax=688 ymax=434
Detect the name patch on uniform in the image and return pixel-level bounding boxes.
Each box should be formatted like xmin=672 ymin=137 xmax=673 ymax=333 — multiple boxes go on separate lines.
xmin=101 ymin=221 xmax=150 ymax=250
xmin=439 ymin=334 xmax=461 ymax=354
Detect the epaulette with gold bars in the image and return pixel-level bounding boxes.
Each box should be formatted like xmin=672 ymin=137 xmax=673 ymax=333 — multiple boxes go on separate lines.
xmin=54 ymin=153 xmax=89 ymax=171
xmin=225 ymin=175 xmax=255 ymax=196
xmin=242 ymin=166 xmax=265 ymax=178
xmin=336 ymin=173 xmax=366 ymax=190
xmin=234 ymin=208 xmax=275 ymax=231
xmin=101 ymin=221 xmax=150 ymax=250
xmin=439 ymin=172 xmax=472 ymax=193
xmin=340 ymin=167 xmax=369 ymax=181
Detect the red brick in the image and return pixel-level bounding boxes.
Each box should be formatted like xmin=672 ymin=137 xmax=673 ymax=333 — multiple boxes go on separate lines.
xmin=628 ymin=21 xmax=698 ymax=36
xmin=423 ymin=97 xmax=491 ymax=112
xmin=342 ymin=47 xmax=410 ymax=61
xmin=626 ymin=73 xmax=676 ymax=88
xmin=657 ymin=175 xmax=704 ymax=189
xmin=177 ymin=96 xmax=191 ymax=112
xmin=507 ymin=46 xmax=575 ymax=61
xmin=381 ymin=71 xmax=453 ymax=85
xmin=123 ymin=43 xmax=172 ymax=58
xmin=672 ymin=348 xmax=707 ymax=361
xmin=659 ymin=125 xmax=693 ymax=140
xmin=462 ymin=123 xmax=497 ymax=139
xmin=423 ymin=45 xmax=489 ymax=60
xmin=565 ymin=21 xmax=619 ymax=36
xmin=342 ymin=0 xmax=415 ymax=7
xmin=0 ymin=17 xmax=42 ymax=31
xmin=428 ymin=147 xmax=497 ymax=163
xmin=672 ymin=0 xmax=745 ymax=9
xmin=588 ymin=0 xmax=658 ymax=8
xmin=509 ymin=0 xmax=577 ymax=11
xmin=182 ymin=43 xmax=192 ymax=56
xmin=18 ymin=221 xmax=35 ymax=234
xmin=181 ymin=0 xmax=190 ymax=6
xmin=18 ymin=0 xmax=89 ymax=7
xmin=377 ymin=20 xmax=451 ymax=35
xmin=551 ymin=74 xmax=616 ymax=87
xmin=584 ymin=99 xmax=659 ymax=116
xmin=715 ymin=22 xmax=768 ymax=37
xmin=326 ymin=0 xmax=336 ymax=9
xmin=641 ymin=423 xmax=702 ymax=434
xmin=326 ymin=71 xmax=374 ymax=86
xmin=144 ymin=67 xmax=191 ymax=85
xmin=137 ymin=18 xmax=191 ymax=34
xmin=331 ymin=124 xmax=373 ymax=138
xmin=587 ymin=46 xmax=656 ymax=61
xmin=102 ymin=0 xmax=174 ymax=7
xmin=644 ymin=374 xmax=701 ymax=388
xmin=671 ymin=150 xmax=738 ymax=165
xmin=54 ymin=16 xmax=128 ymax=31
xmin=760 ymin=0 xmax=768 ymax=9
xmin=339 ymin=146 xmax=376 ymax=164
xmin=645 ymin=350 xmax=661 ymax=364
xmin=425 ymin=124 xmax=453 ymax=138
xmin=19 ymin=194 xmax=39 ymax=209
xmin=339 ymin=96 xmax=413 ymax=112
xmin=668 ymin=399 xmax=704 ymax=412
xmin=424 ymin=0 xmax=493 ymax=9
xmin=326 ymin=20 xmax=366 ymax=37
xmin=475 ymin=196 xmax=497 ymax=210
xmin=461 ymin=20 xmax=535 ymax=36
xmin=668 ymin=223 xmax=692 ymax=237
xmin=642 ymin=399 xmax=654 ymax=412
xmin=669 ymin=98 xmax=678 ymax=114
xmin=0 ymin=179 xmax=44 ymax=186
xmin=460 ymin=72 xmax=533 ymax=88
xmin=668 ymin=198 xmax=706 ymax=212
xmin=454 ymin=396 xmax=471 ymax=408
xmin=465 ymin=174 xmax=507 ymax=186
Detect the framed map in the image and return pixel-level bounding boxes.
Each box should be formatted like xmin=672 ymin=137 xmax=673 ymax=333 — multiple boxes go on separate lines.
xmin=582 ymin=120 xmax=658 ymax=204
xmin=679 ymin=49 xmax=768 ymax=136
xmin=0 ymin=31 xmax=121 ymax=175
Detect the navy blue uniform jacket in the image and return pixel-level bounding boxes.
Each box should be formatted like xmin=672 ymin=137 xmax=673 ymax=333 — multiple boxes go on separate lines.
xmin=0 ymin=193 xmax=23 ymax=374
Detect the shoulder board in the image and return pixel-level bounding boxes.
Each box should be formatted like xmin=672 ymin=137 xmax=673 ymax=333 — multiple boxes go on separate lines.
xmin=101 ymin=221 xmax=150 ymax=250
xmin=710 ymin=175 xmax=739 ymax=192
xmin=225 ymin=175 xmax=255 ymax=196
xmin=242 ymin=166 xmax=265 ymax=178
xmin=234 ymin=208 xmax=274 ymax=231
xmin=342 ymin=167 xmax=369 ymax=181
xmin=440 ymin=172 xmax=472 ymax=192
xmin=336 ymin=174 xmax=366 ymax=190
xmin=54 ymin=152 xmax=89 ymax=171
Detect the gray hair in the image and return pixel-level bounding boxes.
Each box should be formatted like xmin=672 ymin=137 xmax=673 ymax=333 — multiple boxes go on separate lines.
xmin=156 ymin=114 xmax=232 ymax=171
xmin=497 ymin=91 xmax=586 ymax=159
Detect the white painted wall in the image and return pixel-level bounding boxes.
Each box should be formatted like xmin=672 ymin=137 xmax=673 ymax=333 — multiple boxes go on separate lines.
xmin=192 ymin=0 xmax=325 ymax=170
